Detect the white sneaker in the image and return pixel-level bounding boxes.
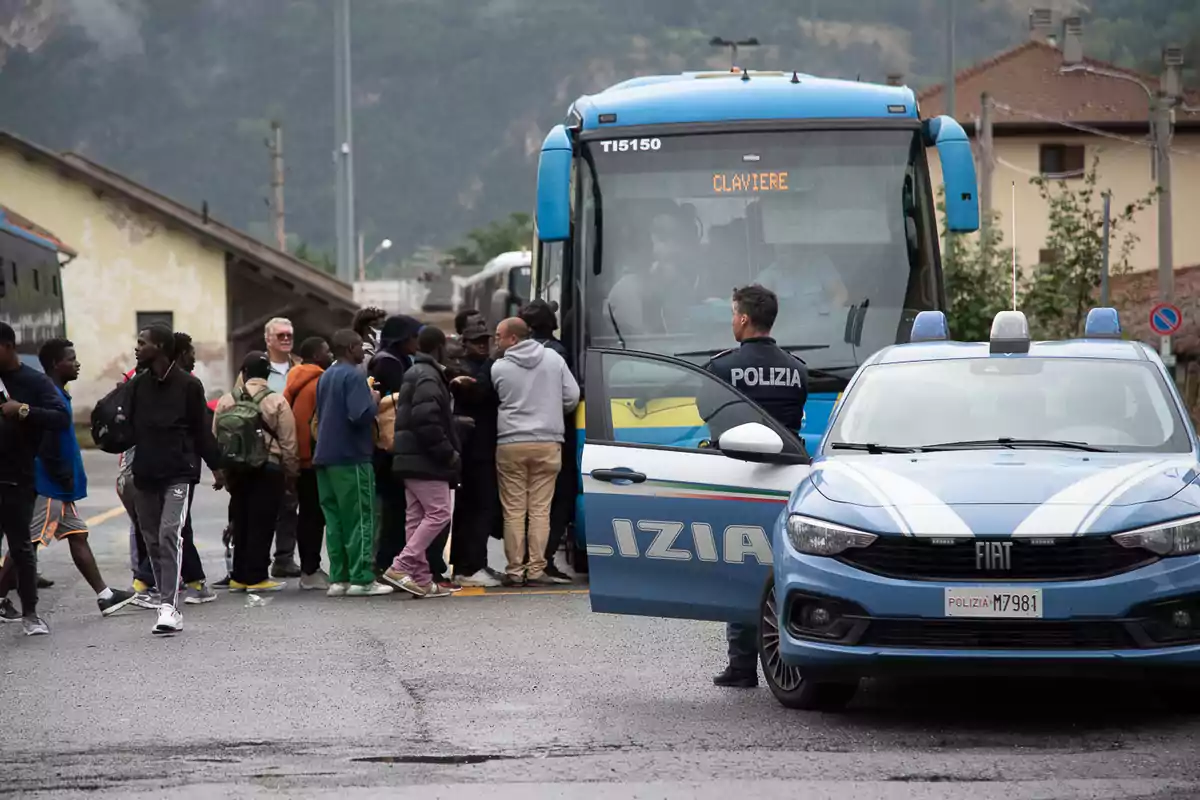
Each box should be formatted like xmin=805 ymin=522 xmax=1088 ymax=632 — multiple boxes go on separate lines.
xmin=153 ymin=604 xmax=182 ymax=635
xmin=326 ymin=582 xmax=350 ymax=598
xmin=300 ymin=571 xmax=331 ymax=591
xmin=347 ymin=581 xmax=395 ymax=597
xmin=455 ymin=569 xmax=501 ymax=588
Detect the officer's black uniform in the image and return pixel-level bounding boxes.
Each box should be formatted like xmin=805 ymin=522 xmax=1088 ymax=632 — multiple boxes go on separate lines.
xmin=702 ymin=335 xmax=808 ymax=686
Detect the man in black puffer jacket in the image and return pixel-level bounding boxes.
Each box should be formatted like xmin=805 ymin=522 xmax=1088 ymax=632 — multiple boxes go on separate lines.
xmin=381 ymin=326 xmax=461 ymax=599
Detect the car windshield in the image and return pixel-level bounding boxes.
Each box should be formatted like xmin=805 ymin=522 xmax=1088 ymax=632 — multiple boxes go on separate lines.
xmin=825 ymin=356 xmax=1192 ymax=454
xmin=579 ymin=128 xmax=940 ymax=376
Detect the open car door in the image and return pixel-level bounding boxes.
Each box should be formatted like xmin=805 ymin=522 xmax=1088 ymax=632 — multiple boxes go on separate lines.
xmin=582 ymin=348 xmax=812 ymax=624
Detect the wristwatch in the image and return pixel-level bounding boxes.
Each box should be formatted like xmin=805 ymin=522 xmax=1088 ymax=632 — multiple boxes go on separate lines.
xmin=17 ymin=403 xmax=29 ymax=420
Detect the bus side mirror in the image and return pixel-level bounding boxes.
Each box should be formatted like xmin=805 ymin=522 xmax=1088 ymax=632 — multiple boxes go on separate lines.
xmin=536 ymin=125 xmax=572 ymax=243
xmin=924 ymin=115 xmax=980 ymax=234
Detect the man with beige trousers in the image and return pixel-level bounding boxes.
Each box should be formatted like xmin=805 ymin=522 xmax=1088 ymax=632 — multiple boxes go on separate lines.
xmin=490 ymin=318 xmax=580 ymax=586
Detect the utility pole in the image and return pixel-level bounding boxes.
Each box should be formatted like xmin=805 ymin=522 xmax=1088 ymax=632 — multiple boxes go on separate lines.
xmin=945 ymin=0 xmax=956 ymax=120
xmin=269 ymin=121 xmax=285 ymax=251
xmin=333 ymin=0 xmax=356 ymax=284
xmin=1158 ymin=43 xmax=1182 ymax=374
xmin=1154 ymin=95 xmax=1175 ymax=369
xmin=978 ymin=92 xmax=994 ymax=245
xmin=358 ymin=231 xmax=365 ymax=283
xmin=1100 ymin=191 xmax=1111 ymax=307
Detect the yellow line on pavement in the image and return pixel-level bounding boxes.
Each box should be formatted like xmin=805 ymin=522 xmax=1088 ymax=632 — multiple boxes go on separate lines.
xmin=86 ymin=505 xmax=128 ymax=528
xmin=451 ymin=588 xmax=589 ymax=598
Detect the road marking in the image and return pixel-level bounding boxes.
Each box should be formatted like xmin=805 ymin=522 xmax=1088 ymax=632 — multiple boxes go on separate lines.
xmin=450 ymin=587 xmax=589 ymax=598
xmin=86 ymin=505 xmax=128 ymax=528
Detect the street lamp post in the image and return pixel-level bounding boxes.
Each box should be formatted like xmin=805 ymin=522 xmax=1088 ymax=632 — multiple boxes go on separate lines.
xmin=358 ymin=234 xmax=392 ymax=281
xmin=709 ymin=36 xmax=759 ymax=70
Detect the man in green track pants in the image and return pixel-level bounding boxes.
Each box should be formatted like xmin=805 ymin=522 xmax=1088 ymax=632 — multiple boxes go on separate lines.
xmin=312 ymin=330 xmax=394 ymax=598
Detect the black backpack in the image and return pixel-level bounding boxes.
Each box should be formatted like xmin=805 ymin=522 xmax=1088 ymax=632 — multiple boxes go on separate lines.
xmin=91 ymin=375 xmax=138 ymax=454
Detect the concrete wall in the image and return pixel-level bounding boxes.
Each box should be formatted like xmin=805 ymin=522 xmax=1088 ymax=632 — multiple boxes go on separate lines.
xmin=0 ymin=149 xmax=230 ymax=416
xmin=929 ymin=131 xmax=1200 ymax=275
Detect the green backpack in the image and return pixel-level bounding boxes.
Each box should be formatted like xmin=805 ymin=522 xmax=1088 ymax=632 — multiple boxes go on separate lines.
xmin=215 ymin=387 xmax=276 ymax=470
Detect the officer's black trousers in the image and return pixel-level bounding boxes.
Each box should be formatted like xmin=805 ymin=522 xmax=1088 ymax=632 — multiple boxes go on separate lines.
xmin=727 ymin=622 xmax=758 ymax=672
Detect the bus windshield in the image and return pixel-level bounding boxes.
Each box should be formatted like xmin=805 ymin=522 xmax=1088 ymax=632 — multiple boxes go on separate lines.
xmin=580 ymin=128 xmax=940 ymax=377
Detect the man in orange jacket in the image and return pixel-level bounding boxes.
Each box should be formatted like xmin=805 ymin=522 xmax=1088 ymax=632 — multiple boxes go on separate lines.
xmin=283 ymin=336 xmax=334 ymax=590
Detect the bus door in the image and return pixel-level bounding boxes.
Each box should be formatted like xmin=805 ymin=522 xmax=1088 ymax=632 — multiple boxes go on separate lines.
xmin=581 ymin=348 xmax=811 ymax=624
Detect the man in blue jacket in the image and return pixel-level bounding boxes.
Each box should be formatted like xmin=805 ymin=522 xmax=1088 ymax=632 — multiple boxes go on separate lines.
xmin=0 ymin=322 xmax=71 ymax=635
xmin=314 ymin=329 xmax=393 ymax=597
xmin=0 ymin=338 xmax=137 ymax=623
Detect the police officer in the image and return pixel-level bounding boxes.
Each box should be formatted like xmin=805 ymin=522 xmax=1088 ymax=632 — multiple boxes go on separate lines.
xmin=703 ymin=284 xmax=807 ymax=689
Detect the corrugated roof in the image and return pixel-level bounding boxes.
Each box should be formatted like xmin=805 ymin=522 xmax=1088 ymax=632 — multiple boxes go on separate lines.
xmin=919 ymin=40 xmax=1200 ymax=126
xmin=0 ymin=131 xmax=355 ymax=314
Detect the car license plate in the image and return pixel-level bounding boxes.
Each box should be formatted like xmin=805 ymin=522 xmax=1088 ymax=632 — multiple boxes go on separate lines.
xmin=944 ymin=587 xmax=1042 ymax=618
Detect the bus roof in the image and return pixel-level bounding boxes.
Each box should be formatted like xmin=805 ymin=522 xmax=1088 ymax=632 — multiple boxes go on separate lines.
xmin=570 ymin=71 xmax=919 ymax=131
xmin=0 ymin=205 xmax=76 ymax=256
xmin=451 ymin=250 xmax=531 ymax=289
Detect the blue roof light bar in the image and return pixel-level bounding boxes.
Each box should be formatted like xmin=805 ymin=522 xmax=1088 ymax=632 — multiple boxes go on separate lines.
xmin=910 ymin=310 xmax=950 ymax=342
xmin=1083 ymin=307 xmax=1122 ymax=339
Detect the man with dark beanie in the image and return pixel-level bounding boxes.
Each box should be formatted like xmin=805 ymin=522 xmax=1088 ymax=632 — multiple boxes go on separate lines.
xmin=368 ymin=314 xmax=421 ymax=571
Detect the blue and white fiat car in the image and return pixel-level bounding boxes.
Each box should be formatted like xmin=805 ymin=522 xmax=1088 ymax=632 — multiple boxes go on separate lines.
xmin=579 ymin=307 xmax=1200 ymax=711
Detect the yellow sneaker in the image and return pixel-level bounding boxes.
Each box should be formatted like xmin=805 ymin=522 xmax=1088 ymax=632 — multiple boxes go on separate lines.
xmin=132 ymin=579 xmax=150 ymax=593
xmin=228 ymin=580 xmax=249 ymax=593
xmin=244 ymin=580 xmax=286 ymax=593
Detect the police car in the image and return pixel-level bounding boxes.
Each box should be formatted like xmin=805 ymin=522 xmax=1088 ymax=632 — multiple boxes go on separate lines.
xmin=579 ymin=308 xmax=1200 ymax=712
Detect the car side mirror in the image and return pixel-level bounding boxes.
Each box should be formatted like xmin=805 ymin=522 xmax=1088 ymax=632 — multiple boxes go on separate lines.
xmin=718 ymin=422 xmax=807 ymax=464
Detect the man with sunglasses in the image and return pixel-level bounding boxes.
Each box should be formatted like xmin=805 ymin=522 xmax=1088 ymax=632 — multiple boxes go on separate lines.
xmin=264 ymin=318 xmax=303 ymax=578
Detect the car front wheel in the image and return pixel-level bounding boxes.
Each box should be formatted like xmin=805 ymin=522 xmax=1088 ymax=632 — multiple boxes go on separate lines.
xmin=758 ymin=576 xmax=859 ymax=711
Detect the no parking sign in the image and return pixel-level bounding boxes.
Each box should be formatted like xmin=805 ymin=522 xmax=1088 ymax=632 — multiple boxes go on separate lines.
xmin=1149 ymin=303 xmax=1182 ymax=336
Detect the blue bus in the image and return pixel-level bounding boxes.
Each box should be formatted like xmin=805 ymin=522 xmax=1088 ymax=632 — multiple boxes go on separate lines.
xmin=0 ymin=205 xmax=73 ymax=371
xmin=530 ymin=68 xmax=980 ymax=572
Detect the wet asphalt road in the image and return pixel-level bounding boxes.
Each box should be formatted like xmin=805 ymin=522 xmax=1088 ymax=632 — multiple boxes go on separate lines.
xmin=3 ymin=454 xmax=1200 ymax=798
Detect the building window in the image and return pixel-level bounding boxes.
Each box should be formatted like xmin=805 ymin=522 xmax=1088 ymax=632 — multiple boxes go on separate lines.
xmin=1039 ymin=144 xmax=1085 ymax=178
xmin=136 ymin=311 xmax=174 ymax=334
xmin=1039 ymin=249 xmax=1059 ymax=265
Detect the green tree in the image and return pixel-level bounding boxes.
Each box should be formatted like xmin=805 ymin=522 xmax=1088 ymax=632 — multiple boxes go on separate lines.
xmin=938 ymin=190 xmax=1015 ymax=342
xmin=292 ymin=241 xmax=336 ymax=276
xmin=1022 ymin=156 xmax=1157 ymax=340
xmin=446 ymin=212 xmax=533 ymax=266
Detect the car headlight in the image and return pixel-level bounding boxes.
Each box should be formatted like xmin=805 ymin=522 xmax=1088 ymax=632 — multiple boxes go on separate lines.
xmin=786 ymin=514 xmax=877 ymax=556
xmin=1112 ymin=515 xmax=1200 ymax=556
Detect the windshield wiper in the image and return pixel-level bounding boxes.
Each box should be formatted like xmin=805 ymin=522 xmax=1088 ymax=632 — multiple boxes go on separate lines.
xmin=918 ymin=438 xmax=1115 ymax=453
xmin=829 ymin=442 xmax=917 ymax=454
xmin=606 ymin=302 xmax=627 ymax=350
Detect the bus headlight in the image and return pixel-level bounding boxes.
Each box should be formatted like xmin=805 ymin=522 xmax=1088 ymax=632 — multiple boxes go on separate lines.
xmin=1112 ymin=516 xmax=1200 ymax=556
xmin=786 ymin=515 xmax=877 ymax=556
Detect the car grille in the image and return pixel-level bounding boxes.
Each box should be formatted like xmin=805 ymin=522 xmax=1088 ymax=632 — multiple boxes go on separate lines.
xmin=837 ymin=536 xmax=1157 ymax=581
xmin=858 ymin=619 xmax=1135 ymax=650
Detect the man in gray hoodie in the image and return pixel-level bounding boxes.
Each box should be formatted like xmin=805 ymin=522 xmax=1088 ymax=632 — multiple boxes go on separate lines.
xmin=490 ymin=317 xmax=580 ymax=586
